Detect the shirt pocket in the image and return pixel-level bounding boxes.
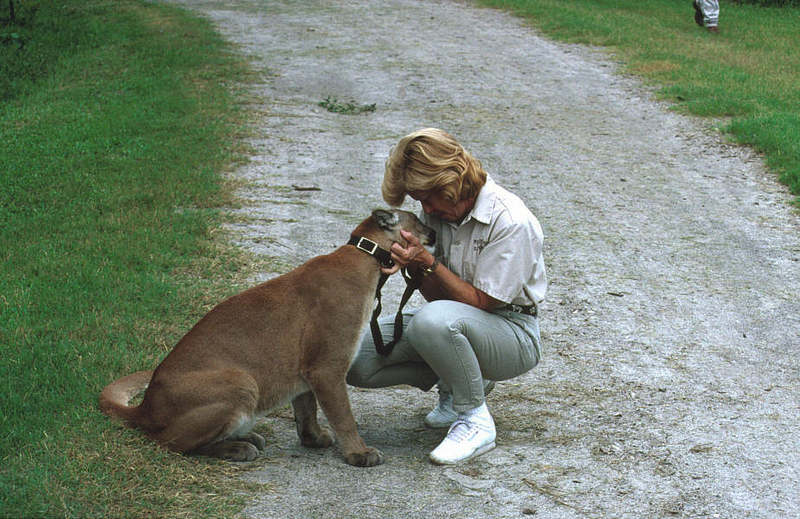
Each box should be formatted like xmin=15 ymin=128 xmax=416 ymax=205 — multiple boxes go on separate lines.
xmin=461 ymin=229 xmax=488 ymax=284
xmin=448 ymin=242 xmax=466 ymax=279
xmin=456 ymin=242 xmax=478 ymax=283
xmin=462 ymin=256 xmax=476 ymax=283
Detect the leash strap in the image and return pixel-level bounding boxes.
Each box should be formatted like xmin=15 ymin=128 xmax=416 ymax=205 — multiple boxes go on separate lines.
xmin=371 ymin=269 xmax=422 ymax=356
xmin=345 ymin=235 xmax=419 ymax=356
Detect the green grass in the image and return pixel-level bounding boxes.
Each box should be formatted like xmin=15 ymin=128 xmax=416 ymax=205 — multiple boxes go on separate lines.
xmin=0 ymin=1 xmax=265 ymax=517
xmin=2 ymin=0 xmax=798 ymax=517
xmin=478 ymin=0 xmax=800 ymax=203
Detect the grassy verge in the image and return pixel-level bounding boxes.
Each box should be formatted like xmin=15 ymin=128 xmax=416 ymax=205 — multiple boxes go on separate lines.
xmin=478 ymin=0 xmax=800 ymax=204
xmin=1 ymin=1 xmax=265 ymax=517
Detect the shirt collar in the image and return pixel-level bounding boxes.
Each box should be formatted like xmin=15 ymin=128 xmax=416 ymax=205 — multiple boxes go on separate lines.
xmin=461 ymin=175 xmax=496 ymax=226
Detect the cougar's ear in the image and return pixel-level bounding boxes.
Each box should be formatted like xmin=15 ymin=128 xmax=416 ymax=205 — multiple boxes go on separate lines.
xmin=372 ymin=209 xmax=399 ymax=230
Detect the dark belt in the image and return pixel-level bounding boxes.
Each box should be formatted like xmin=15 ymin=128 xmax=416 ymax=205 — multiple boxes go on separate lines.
xmin=504 ymin=303 xmax=537 ymax=317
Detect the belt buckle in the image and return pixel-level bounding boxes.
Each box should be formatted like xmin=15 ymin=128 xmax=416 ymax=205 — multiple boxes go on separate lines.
xmin=508 ymin=303 xmax=536 ymax=316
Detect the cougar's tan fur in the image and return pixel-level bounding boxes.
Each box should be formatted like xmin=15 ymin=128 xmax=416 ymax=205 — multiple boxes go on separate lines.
xmin=99 ymin=209 xmax=435 ymax=466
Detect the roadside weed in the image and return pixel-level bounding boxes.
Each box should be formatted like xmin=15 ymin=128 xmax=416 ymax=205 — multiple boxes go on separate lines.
xmin=318 ymin=96 xmax=377 ymax=114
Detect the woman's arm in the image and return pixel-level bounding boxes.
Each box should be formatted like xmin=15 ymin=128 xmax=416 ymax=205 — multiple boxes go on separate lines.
xmin=382 ymin=230 xmax=503 ymax=311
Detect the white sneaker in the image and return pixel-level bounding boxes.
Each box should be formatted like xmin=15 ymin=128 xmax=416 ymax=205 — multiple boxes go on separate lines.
xmin=429 ymin=404 xmax=496 ymax=465
xmin=424 ymin=380 xmax=495 ymax=429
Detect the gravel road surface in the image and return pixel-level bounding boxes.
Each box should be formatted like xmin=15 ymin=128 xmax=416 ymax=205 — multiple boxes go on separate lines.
xmin=167 ymin=1 xmax=800 ymax=517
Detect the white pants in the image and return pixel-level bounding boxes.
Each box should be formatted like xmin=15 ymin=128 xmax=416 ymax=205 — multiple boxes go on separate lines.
xmin=347 ymin=300 xmax=540 ymax=412
xmin=697 ymin=0 xmax=719 ymax=27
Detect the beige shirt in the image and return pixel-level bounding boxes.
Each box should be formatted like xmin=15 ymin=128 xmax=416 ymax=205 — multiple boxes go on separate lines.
xmin=422 ymin=176 xmax=547 ymax=307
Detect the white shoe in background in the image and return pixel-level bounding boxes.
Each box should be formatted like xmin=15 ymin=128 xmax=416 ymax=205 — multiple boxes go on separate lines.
xmin=424 ymin=391 xmax=458 ymax=429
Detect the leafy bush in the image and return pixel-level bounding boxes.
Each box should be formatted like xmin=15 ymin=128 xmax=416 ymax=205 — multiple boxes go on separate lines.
xmin=0 ymin=1 xmax=81 ymax=102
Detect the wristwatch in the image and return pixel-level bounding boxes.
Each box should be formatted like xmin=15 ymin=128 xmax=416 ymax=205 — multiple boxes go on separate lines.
xmin=420 ymin=257 xmax=440 ymax=277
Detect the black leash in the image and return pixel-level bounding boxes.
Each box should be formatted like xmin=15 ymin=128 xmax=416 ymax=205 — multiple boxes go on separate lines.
xmin=347 ymin=234 xmax=422 ymax=356
xmin=370 ymin=268 xmax=422 ymax=356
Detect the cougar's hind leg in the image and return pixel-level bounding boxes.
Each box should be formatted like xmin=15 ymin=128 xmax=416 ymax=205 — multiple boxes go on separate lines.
xmin=152 ymin=402 xmax=259 ymax=461
xmin=238 ymin=431 xmax=267 ymax=450
xmin=191 ymin=437 xmax=260 ymax=462
xmin=188 ymin=409 xmax=266 ymax=461
xmin=151 ymin=370 xmax=263 ymax=462
xmin=292 ymin=391 xmax=333 ymax=448
xmin=305 ymin=372 xmax=384 ymax=467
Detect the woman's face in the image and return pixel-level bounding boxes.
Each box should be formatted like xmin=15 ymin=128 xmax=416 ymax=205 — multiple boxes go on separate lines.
xmin=409 ymin=189 xmax=474 ymax=223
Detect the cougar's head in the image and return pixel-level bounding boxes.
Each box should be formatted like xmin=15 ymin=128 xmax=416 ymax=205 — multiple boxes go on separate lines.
xmin=372 ymin=209 xmax=436 ymax=249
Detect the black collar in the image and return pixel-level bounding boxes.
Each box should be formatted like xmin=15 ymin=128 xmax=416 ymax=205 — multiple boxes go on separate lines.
xmin=347 ymin=236 xmax=394 ymax=269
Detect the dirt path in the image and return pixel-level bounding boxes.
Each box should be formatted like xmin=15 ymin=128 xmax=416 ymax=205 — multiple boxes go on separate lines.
xmin=167 ymin=1 xmax=800 ymax=517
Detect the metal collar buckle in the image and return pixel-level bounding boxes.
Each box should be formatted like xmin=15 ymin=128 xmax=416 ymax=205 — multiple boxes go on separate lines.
xmin=347 ymin=235 xmax=394 ymax=268
xmin=355 ymin=237 xmax=378 ymax=255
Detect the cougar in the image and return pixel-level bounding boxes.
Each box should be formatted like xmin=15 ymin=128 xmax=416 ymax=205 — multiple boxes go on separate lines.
xmin=99 ymin=209 xmax=435 ymax=467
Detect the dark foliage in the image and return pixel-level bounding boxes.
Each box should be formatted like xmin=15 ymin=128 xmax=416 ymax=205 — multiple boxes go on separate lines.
xmin=731 ymin=0 xmax=800 ymax=7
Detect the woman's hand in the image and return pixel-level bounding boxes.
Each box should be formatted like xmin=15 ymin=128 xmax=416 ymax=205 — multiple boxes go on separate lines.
xmin=380 ymin=229 xmax=434 ymax=275
xmin=382 ymin=230 xmax=500 ymax=311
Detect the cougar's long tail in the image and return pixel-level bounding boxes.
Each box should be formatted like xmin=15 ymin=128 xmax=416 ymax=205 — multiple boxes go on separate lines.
xmin=98 ymin=370 xmax=153 ymax=424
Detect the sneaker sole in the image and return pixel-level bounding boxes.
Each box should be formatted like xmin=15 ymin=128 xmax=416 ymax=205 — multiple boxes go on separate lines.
xmin=429 ymin=441 xmax=496 ymax=465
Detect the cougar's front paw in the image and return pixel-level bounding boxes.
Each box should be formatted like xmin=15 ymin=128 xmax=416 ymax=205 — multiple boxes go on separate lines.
xmin=301 ymin=426 xmax=334 ymax=449
xmin=345 ymin=447 xmax=385 ymax=467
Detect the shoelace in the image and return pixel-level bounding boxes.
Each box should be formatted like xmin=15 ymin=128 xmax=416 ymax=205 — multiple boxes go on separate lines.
xmin=447 ymin=414 xmax=494 ymax=438
xmin=452 ymin=418 xmax=498 ymax=442
xmin=446 ymin=419 xmax=475 ymax=442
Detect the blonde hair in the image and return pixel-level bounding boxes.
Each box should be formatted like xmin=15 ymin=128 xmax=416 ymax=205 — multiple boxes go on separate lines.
xmin=382 ymin=128 xmax=487 ymax=207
